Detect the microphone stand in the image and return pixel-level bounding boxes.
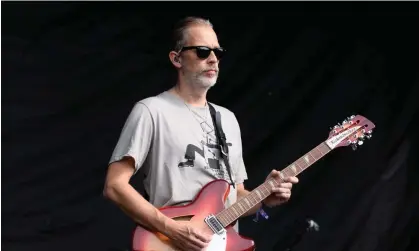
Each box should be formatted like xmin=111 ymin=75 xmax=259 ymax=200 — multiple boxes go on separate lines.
xmin=283 ymin=218 xmax=320 ymax=251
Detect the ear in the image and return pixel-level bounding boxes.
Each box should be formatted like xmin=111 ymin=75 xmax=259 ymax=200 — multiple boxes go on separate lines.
xmin=169 ymin=51 xmax=182 ymax=68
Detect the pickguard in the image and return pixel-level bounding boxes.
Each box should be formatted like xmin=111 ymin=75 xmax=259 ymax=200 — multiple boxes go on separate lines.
xmin=205 ymin=231 xmax=227 ymax=251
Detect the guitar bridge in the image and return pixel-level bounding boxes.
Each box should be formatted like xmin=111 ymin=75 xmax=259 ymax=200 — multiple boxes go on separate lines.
xmin=204 ymin=215 xmax=226 ymax=235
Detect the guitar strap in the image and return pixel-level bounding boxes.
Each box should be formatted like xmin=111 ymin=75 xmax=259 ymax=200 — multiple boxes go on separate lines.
xmin=208 ymin=103 xmax=236 ymax=189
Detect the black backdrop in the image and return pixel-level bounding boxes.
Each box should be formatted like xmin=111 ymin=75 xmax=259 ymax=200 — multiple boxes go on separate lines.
xmin=2 ymin=2 xmax=419 ymax=251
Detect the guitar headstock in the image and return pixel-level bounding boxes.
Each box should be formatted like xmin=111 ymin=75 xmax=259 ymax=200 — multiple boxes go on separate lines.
xmin=325 ymin=115 xmax=375 ymax=150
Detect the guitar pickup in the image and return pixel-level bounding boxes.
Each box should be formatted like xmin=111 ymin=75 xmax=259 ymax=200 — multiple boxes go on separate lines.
xmin=204 ymin=215 xmax=226 ymax=235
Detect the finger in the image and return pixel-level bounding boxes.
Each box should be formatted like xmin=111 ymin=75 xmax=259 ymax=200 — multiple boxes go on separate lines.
xmin=186 ymin=241 xmax=203 ymax=251
xmin=192 ymin=229 xmax=212 ymax=243
xmin=184 ymin=227 xmax=209 ymax=250
xmin=272 ymin=187 xmax=291 ymax=194
xmin=187 ymin=236 xmax=208 ymax=250
xmin=276 ymin=192 xmax=291 ymax=198
xmin=278 ymin=182 xmax=292 ymax=189
xmin=174 ymin=241 xmax=199 ymax=251
xmin=285 ymin=176 xmax=299 ymax=183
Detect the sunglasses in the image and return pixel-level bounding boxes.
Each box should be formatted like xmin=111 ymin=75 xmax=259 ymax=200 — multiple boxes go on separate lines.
xmin=179 ymin=46 xmax=226 ymax=60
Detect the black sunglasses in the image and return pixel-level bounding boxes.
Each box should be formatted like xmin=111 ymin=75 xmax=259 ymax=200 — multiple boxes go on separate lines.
xmin=180 ymin=46 xmax=226 ymax=60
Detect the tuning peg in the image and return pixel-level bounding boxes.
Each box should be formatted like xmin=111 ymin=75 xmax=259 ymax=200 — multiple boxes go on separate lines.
xmin=357 ymin=140 xmax=364 ymax=145
xmin=351 ymin=144 xmax=358 ymax=151
xmin=349 ymin=115 xmax=355 ymax=119
xmin=365 ymin=134 xmax=372 ymax=139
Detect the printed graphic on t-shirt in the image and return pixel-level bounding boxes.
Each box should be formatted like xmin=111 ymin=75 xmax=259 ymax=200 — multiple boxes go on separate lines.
xmin=177 ymin=119 xmax=232 ymax=180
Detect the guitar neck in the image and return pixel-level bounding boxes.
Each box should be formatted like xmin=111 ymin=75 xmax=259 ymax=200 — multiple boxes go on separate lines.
xmin=215 ymin=141 xmax=332 ymax=227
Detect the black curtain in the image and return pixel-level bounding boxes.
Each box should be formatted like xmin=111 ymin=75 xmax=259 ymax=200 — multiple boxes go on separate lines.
xmin=2 ymin=2 xmax=418 ymax=251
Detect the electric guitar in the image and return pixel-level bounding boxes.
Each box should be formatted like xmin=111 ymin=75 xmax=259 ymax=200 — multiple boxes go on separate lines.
xmin=131 ymin=115 xmax=375 ymax=251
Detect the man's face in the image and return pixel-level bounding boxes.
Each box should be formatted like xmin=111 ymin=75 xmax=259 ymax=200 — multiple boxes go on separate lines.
xmin=179 ymin=25 xmax=222 ymax=89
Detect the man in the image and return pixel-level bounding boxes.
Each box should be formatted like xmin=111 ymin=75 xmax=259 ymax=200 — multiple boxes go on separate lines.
xmin=103 ymin=16 xmax=299 ymax=251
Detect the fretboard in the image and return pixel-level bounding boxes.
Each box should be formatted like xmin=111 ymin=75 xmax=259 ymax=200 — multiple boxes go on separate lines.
xmin=215 ymin=141 xmax=331 ymax=227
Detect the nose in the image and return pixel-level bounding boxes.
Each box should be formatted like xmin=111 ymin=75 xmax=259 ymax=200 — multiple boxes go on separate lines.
xmin=207 ymin=51 xmax=218 ymax=64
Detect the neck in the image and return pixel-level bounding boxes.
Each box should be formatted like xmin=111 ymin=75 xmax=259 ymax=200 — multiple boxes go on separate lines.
xmin=171 ymin=81 xmax=208 ymax=107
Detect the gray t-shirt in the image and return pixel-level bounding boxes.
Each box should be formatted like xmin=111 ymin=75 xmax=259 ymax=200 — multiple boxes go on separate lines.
xmin=109 ymin=90 xmax=248 ymax=230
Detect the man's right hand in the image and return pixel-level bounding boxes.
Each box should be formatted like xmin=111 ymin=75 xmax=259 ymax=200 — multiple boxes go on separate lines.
xmin=167 ymin=221 xmax=213 ymax=251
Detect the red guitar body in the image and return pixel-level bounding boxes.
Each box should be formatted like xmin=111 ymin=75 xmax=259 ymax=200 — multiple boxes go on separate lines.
xmin=132 ymin=179 xmax=255 ymax=251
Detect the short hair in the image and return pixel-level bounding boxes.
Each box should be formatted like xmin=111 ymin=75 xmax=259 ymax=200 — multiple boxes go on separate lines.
xmin=172 ymin=16 xmax=213 ymax=52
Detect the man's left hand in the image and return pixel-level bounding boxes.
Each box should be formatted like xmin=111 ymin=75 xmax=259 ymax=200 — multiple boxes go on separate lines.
xmin=263 ymin=169 xmax=299 ymax=207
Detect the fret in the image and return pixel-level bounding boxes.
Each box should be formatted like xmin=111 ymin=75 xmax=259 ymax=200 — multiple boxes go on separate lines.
xmin=315 ymin=147 xmax=324 ymax=158
xmin=289 ymin=164 xmax=297 ymax=173
xmin=281 ymin=169 xmax=288 ymax=178
xmin=240 ymin=200 xmax=249 ymax=211
xmin=292 ymin=163 xmax=300 ymax=174
xmin=222 ymin=214 xmax=230 ymax=225
xmin=255 ymin=189 xmax=263 ymax=200
xmin=303 ymin=155 xmax=310 ymax=165
xmin=307 ymin=153 xmax=316 ymax=164
xmin=291 ymin=164 xmax=300 ymax=175
xmin=245 ymin=194 xmax=253 ymax=207
xmin=308 ymin=151 xmax=317 ymax=161
xmin=318 ymin=143 xmax=330 ymax=154
xmin=250 ymin=192 xmax=259 ymax=206
xmin=288 ymin=168 xmax=295 ymax=177
xmin=228 ymin=207 xmax=237 ymax=221
xmin=246 ymin=194 xmax=255 ymax=208
xmin=218 ymin=215 xmax=227 ymax=227
xmin=217 ymin=212 xmax=226 ymax=226
xmin=267 ymin=179 xmax=275 ymax=189
xmin=234 ymin=206 xmax=240 ymax=217
xmin=229 ymin=205 xmax=236 ymax=217
xmin=290 ymin=164 xmax=297 ymax=174
xmin=224 ymin=210 xmax=233 ymax=223
xmin=297 ymin=163 xmax=303 ymax=173
xmin=260 ymin=184 xmax=270 ymax=197
xmin=240 ymin=203 xmax=246 ymax=214
xmin=284 ymin=167 xmax=295 ymax=177
xmin=321 ymin=142 xmax=331 ymax=151
xmin=297 ymin=158 xmax=308 ymax=168
xmin=312 ymin=148 xmax=322 ymax=159
xmin=237 ymin=201 xmax=245 ymax=212
xmin=294 ymin=161 xmax=302 ymax=172
xmin=279 ymin=171 xmax=285 ymax=180
xmin=243 ymin=198 xmax=251 ymax=208
xmin=263 ymin=183 xmax=271 ymax=195
xmin=231 ymin=206 xmax=238 ymax=217
xmin=230 ymin=209 xmax=237 ymax=221
xmin=251 ymin=192 xmax=258 ymax=204
xmin=231 ymin=204 xmax=244 ymax=217
xmin=260 ymin=187 xmax=267 ymax=199
xmin=315 ymin=145 xmax=325 ymax=155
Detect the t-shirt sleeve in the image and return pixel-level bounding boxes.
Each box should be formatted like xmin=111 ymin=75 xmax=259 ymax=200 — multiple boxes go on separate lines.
xmin=108 ymin=102 xmax=154 ymax=174
xmin=232 ymin=113 xmax=248 ymax=185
